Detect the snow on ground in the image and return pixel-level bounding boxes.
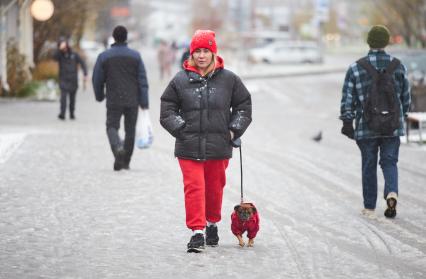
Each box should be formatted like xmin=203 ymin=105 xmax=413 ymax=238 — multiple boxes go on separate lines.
xmin=0 ymin=53 xmax=425 ymax=279
xmin=0 ymin=133 xmax=26 ymax=164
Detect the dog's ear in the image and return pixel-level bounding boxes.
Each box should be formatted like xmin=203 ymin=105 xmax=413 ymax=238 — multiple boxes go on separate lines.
xmin=234 ymin=205 xmax=241 ymax=212
xmin=252 ymin=207 xmax=257 ymax=213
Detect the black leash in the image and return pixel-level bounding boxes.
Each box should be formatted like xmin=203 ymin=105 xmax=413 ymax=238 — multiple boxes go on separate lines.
xmin=239 ymin=145 xmax=244 ymax=203
xmin=231 ymin=137 xmax=244 ymax=203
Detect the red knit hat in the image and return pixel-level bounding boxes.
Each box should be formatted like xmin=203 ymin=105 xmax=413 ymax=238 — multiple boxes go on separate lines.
xmin=190 ymin=30 xmax=217 ymax=55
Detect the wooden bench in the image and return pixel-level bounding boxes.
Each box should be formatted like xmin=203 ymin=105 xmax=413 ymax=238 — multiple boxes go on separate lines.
xmin=406 ymin=112 xmax=426 ymax=144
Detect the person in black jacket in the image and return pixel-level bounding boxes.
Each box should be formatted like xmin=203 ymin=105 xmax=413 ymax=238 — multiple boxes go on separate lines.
xmin=180 ymin=47 xmax=190 ymax=69
xmin=54 ymin=38 xmax=88 ymax=120
xmin=92 ymin=26 xmax=149 ymax=171
xmin=160 ymin=30 xmax=252 ymax=252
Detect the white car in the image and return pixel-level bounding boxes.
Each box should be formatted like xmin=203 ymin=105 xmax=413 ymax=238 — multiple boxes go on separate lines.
xmin=248 ymin=41 xmax=323 ymax=64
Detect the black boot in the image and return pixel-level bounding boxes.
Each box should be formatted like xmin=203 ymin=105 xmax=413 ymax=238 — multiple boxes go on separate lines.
xmin=122 ymin=153 xmax=131 ymax=170
xmin=187 ymin=233 xmax=205 ymax=253
xmin=206 ymin=225 xmax=219 ymax=246
xmin=113 ymin=147 xmax=126 ymax=171
xmin=58 ymin=114 xmax=65 ymax=120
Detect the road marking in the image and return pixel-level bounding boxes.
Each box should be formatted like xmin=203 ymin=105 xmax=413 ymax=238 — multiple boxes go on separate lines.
xmin=0 ymin=133 xmax=26 ymax=164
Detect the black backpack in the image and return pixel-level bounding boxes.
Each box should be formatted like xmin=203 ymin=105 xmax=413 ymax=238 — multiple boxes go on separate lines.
xmin=357 ymin=57 xmax=401 ymax=135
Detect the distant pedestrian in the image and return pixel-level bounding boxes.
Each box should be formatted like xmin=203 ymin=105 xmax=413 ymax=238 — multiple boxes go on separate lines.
xmin=339 ymin=25 xmax=411 ymax=218
xmin=170 ymin=40 xmax=178 ymax=65
xmin=92 ymin=25 xmax=149 ymax=171
xmin=157 ymin=40 xmax=173 ymax=80
xmin=180 ymin=47 xmax=190 ymax=69
xmin=160 ymin=30 xmax=252 ymax=252
xmin=54 ymin=38 xmax=88 ymax=120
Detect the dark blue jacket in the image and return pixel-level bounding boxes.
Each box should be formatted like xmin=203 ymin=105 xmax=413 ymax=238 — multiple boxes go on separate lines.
xmin=92 ymin=43 xmax=149 ymax=108
xmin=54 ymin=50 xmax=87 ymax=92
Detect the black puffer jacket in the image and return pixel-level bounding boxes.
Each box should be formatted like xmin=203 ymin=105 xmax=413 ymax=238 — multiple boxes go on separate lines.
xmin=160 ymin=65 xmax=252 ymax=160
xmin=54 ymin=50 xmax=87 ymax=92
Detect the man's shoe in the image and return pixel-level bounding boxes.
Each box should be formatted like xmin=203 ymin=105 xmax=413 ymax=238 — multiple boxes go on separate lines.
xmin=122 ymin=158 xmax=130 ymax=170
xmin=58 ymin=114 xmax=65 ymax=120
xmin=113 ymin=148 xmax=126 ymax=171
xmin=384 ymin=192 xmax=397 ymax=218
xmin=187 ymin=233 xmax=205 ymax=253
xmin=205 ymin=225 xmax=219 ymax=246
xmin=70 ymin=114 xmax=75 ymax=120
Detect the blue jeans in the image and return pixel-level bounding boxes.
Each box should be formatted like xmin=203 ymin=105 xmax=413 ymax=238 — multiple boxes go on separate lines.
xmin=356 ymin=137 xmax=400 ymax=209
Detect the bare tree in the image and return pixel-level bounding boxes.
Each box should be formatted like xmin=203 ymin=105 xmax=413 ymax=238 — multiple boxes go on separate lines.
xmin=33 ymin=0 xmax=117 ymax=62
xmin=373 ymin=0 xmax=426 ymax=48
xmin=191 ymin=0 xmax=227 ymax=32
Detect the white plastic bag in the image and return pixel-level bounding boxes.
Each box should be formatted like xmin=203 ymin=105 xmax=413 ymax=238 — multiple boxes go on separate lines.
xmin=136 ymin=109 xmax=154 ymax=149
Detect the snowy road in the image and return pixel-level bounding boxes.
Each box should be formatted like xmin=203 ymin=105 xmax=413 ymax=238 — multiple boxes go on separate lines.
xmin=0 ymin=72 xmax=425 ymax=279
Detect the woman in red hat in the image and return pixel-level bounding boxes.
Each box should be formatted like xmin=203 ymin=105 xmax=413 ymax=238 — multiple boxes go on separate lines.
xmin=160 ymin=30 xmax=252 ymax=252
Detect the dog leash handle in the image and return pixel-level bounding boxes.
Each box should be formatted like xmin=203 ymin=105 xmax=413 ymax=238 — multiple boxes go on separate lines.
xmin=239 ymin=145 xmax=243 ymax=203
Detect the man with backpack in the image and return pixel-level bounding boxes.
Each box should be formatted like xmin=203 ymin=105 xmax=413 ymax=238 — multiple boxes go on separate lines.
xmin=340 ymin=25 xmax=411 ymax=218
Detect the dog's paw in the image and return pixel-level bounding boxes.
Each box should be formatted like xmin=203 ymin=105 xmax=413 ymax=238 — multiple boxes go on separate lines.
xmin=238 ymin=241 xmax=245 ymax=247
xmin=248 ymin=239 xmax=254 ymax=247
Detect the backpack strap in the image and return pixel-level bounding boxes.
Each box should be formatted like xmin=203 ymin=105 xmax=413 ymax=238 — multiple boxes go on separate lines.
xmin=385 ymin=58 xmax=401 ymax=74
xmin=356 ymin=57 xmax=378 ymax=79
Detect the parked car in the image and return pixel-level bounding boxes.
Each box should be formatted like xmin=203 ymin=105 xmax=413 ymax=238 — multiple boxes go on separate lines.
xmin=395 ymin=50 xmax=426 ymax=112
xmin=248 ymin=41 xmax=323 ymax=64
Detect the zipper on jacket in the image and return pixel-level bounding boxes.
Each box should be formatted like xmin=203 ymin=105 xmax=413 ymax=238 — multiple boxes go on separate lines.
xmin=198 ymin=80 xmax=204 ymax=160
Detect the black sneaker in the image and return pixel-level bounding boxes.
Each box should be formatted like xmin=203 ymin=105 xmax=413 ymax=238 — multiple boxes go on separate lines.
xmin=206 ymin=225 xmax=219 ymax=246
xmin=384 ymin=197 xmax=397 ymax=218
xmin=187 ymin=233 xmax=205 ymax=253
xmin=58 ymin=114 xmax=65 ymax=120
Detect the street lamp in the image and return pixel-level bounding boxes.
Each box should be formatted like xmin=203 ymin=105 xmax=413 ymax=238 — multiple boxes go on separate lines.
xmin=30 ymin=0 xmax=54 ymax=21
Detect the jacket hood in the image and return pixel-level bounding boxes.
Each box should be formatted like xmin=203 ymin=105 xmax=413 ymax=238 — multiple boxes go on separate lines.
xmin=183 ymin=55 xmax=224 ymax=76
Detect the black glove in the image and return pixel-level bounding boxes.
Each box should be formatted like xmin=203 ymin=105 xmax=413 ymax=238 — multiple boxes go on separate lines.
xmin=231 ymin=137 xmax=241 ymax=148
xmin=341 ymin=121 xmax=354 ymax=139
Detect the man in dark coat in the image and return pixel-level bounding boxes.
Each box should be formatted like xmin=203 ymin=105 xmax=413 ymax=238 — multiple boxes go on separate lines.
xmin=54 ymin=38 xmax=88 ymax=120
xmin=92 ymin=26 xmax=149 ymax=171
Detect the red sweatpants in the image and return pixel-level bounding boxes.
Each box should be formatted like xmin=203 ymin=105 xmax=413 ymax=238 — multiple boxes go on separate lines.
xmin=178 ymin=159 xmax=229 ymax=230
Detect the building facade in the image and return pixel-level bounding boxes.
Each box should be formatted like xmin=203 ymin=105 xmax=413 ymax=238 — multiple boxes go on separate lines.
xmin=0 ymin=0 xmax=33 ymax=91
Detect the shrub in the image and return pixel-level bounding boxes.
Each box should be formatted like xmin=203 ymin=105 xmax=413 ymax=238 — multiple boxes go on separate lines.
xmin=32 ymin=60 xmax=59 ymax=81
xmin=6 ymin=39 xmax=30 ymax=96
xmin=16 ymin=81 xmax=42 ymax=98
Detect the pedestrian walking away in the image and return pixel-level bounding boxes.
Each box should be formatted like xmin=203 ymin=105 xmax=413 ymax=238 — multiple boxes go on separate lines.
xmin=92 ymin=25 xmax=149 ymax=171
xmin=160 ymin=29 xmax=252 ymax=253
xmin=54 ymin=37 xmax=88 ymax=120
xmin=339 ymin=25 xmax=411 ymax=219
